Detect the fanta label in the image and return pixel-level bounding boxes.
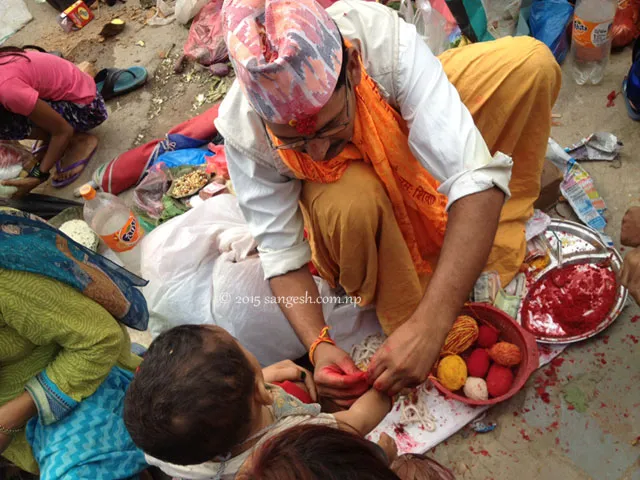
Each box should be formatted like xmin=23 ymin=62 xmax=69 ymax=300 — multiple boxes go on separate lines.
xmin=100 ymin=213 xmax=144 ymax=252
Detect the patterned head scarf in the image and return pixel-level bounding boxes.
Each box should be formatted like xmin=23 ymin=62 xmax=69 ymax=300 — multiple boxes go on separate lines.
xmin=222 ymin=0 xmax=343 ymax=133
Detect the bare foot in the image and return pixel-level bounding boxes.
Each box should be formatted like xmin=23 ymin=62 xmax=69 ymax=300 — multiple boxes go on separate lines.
xmin=53 ymin=133 xmax=99 ymax=183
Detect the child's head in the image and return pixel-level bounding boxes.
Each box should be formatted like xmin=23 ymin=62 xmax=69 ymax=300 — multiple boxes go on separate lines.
xmin=123 ymin=325 xmax=273 ymax=466
xmin=0 ymin=47 xmax=28 ymax=66
xmin=239 ymin=424 xmax=400 ymax=480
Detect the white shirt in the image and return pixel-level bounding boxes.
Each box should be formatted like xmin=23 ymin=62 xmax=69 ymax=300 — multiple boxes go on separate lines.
xmin=223 ymin=15 xmax=513 ymax=280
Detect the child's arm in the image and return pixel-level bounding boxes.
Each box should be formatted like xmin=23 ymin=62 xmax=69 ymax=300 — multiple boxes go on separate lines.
xmin=28 ymin=99 xmax=74 ymax=174
xmin=332 ymin=388 xmax=392 ymax=436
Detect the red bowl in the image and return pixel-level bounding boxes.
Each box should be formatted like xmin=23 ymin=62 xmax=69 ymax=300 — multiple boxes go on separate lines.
xmin=430 ymin=303 xmax=540 ymax=406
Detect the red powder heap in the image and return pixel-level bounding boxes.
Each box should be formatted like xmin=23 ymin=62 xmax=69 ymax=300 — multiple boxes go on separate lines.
xmin=477 ymin=325 xmax=499 ymax=348
xmin=486 ymin=364 xmax=514 ymax=397
xmin=521 ymin=263 xmax=617 ymax=337
xmin=466 ymin=348 xmax=491 ymax=377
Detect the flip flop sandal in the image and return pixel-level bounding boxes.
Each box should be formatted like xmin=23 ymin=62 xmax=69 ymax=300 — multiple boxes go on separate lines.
xmin=94 ymin=66 xmax=148 ymax=101
xmin=31 ymin=141 xmax=48 ymax=156
xmin=51 ymin=145 xmax=97 ymax=188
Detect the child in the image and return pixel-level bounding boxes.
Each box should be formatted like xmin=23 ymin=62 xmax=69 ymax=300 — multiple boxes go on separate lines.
xmin=240 ymin=424 xmax=455 ymax=480
xmin=123 ymin=325 xmax=392 ymax=480
xmin=0 ymin=47 xmax=107 ymax=196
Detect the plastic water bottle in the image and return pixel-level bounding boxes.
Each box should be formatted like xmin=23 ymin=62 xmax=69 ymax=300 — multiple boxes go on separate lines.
xmin=80 ymin=185 xmax=145 ymax=275
xmin=570 ymin=0 xmax=617 ymax=85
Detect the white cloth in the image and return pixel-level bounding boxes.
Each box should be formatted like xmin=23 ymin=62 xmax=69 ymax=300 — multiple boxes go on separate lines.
xmin=140 ymin=194 xmax=382 ymax=366
xmin=217 ymin=0 xmax=513 ymax=279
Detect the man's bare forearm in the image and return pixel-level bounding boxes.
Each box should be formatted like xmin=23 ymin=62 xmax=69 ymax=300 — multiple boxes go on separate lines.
xmin=269 ymin=266 xmax=327 ymax=348
xmin=413 ymin=187 xmax=505 ymax=337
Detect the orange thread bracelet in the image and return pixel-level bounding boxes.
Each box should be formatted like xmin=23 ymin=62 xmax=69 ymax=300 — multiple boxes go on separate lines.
xmin=308 ymin=326 xmax=335 ymax=366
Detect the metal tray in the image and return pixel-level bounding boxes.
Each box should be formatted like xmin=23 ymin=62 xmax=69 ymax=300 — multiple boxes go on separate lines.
xmin=516 ymin=219 xmax=628 ymax=344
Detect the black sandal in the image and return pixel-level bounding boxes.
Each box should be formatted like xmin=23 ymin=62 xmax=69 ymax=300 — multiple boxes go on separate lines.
xmin=94 ymin=66 xmax=148 ymax=101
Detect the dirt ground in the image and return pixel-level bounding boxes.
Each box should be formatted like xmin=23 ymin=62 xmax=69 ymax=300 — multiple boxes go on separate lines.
xmin=6 ymin=2 xmax=640 ymax=479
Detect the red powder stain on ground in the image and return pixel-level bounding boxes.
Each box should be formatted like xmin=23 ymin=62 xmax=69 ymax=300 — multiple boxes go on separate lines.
xmin=537 ymin=386 xmax=551 ymax=403
xmin=631 ymin=315 xmax=639 ymax=323
xmin=602 ymin=335 xmax=609 ymax=344
xmin=555 ymin=437 xmax=560 ymax=445
xmin=513 ymin=411 xmax=519 ymax=416
xmin=546 ymin=421 xmax=559 ymax=432
xmin=551 ymin=357 xmax=565 ymax=367
xmin=568 ymin=405 xmax=575 ymax=411
xmin=600 ymin=402 xmax=607 ymax=408
xmin=601 ymin=358 xmax=608 ymax=365
xmin=520 ymin=429 xmax=531 ymax=441
xmin=624 ymin=413 xmax=629 ymax=418
xmin=479 ymin=450 xmax=490 ymax=457
xmin=628 ymin=335 xmax=639 ymax=344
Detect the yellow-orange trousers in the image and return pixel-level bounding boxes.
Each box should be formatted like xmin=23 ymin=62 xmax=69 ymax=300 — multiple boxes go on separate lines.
xmin=300 ymin=37 xmax=562 ymax=333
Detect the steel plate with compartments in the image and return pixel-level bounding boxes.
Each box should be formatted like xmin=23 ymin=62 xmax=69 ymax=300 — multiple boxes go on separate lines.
xmin=517 ymin=219 xmax=628 ymax=344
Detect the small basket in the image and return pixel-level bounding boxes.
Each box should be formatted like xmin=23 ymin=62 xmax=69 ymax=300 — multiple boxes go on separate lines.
xmin=430 ymin=303 xmax=540 ymax=406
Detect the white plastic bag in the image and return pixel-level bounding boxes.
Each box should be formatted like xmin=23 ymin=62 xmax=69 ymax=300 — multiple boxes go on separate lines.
xmin=175 ymin=0 xmax=208 ymax=25
xmin=0 ymin=141 xmax=30 ymax=198
xmin=148 ymin=0 xmax=176 ymax=26
xmin=0 ymin=0 xmax=32 ymax=45
xmin=399 ymin=0 xmax=449 ymax=55
xmin=140 ymin=194 xmax=382 ymax=366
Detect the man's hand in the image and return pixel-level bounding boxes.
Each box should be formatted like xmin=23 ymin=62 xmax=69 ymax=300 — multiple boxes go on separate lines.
xmin=313 ymin=342 xmax=368 ymax=407
xmin=367 ymin=316 xmax=446 ymax=396
xmin=621 ymin=207 xmax=640 ymax=247
xmin=262 ymin=359 xmax=317 ymax=402
xmin=620 ymin=247 xmax=640 ymax=304
xmin=1 ymin=177 xmax=42 ymax=199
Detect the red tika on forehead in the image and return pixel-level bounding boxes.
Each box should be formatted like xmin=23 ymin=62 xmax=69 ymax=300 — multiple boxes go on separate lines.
xmin=289 ymin=116 xmax=317 ymax=136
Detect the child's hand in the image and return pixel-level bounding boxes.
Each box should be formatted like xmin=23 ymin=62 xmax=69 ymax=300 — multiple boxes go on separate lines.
xmin=2 ymin=177 xmax=42 ymax=199
xmin=262 ymin=360 xmax=317 ymax=402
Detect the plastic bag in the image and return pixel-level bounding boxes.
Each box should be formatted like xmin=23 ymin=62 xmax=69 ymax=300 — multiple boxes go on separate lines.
xmin=148 ymin=0 xmax=176 ymax=26
xmin=0 ymin=0 xmax=32 ymax=45
xmin=483 ymin=0 xmax=522 ymax=38
xmin=156 ymin=147 xmax=209 ymax=168
xmin=141 ymin=194 xmax=382 ymax=366
xmin=612 ymin=0 xmax=640 ymax=49
xmin=529 ymin=0 xmax=574 ymax=64
xmin=133 ymin=163 xmax=171 ymax=220
xmin=0 ymin=141 xmax=30 ymax=198
xmin=183 ymin=0 xmax=227 ymax=66
xmin=175 ymin=0 xmax=208 ymax=24
xmin=399 ymin=0 xmax=450 ymax=55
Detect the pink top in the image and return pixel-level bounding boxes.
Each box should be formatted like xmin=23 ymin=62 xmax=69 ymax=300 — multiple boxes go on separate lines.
xmin=0 ymin=51 xmax=96 ymax=117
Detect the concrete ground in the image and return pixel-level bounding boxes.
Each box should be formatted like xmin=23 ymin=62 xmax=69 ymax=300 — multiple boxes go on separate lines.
xmin=7 ymin=2 xmax=640 ymax=479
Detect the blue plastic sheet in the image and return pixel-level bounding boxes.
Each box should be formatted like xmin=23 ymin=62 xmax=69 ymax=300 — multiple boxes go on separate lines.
xmin=529 ymin=0 xmax=574 ymax=64
xmin=156 ymin=147 xmax=210 ymax=168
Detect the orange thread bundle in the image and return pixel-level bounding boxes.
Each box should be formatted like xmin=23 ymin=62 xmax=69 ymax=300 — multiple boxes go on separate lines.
xmin=440 ymin=315 xmax=479 ymax=356
xmin=488 ymin=342 xmax=522 ymax=366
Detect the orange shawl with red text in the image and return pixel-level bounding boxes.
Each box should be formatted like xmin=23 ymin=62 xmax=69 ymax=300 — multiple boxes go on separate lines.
xmin=275 ymin=62 xmax=449 ymax=274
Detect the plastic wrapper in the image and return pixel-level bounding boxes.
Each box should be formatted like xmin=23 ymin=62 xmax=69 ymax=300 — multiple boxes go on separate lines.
xmin=566 ymin=132 xmax=622 ymax=162
xmin=546 ymin=138 xmax=612 ymax=246
xmin=399 ymin=0 xmax=450 ymax=55
xmin=528 ymin=0 xmax=574 ymax=64
xmin=133 ymin=163 xmax=171 ymax=220
xmin=612 ymin=0 xmax=640 ymax=49
xmin=183 ymin=0 xmax=227 ymax=66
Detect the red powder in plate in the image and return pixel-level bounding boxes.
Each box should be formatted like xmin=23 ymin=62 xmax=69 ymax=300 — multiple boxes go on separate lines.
xmin=521 ymin=263 xmax=617 ymax=337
